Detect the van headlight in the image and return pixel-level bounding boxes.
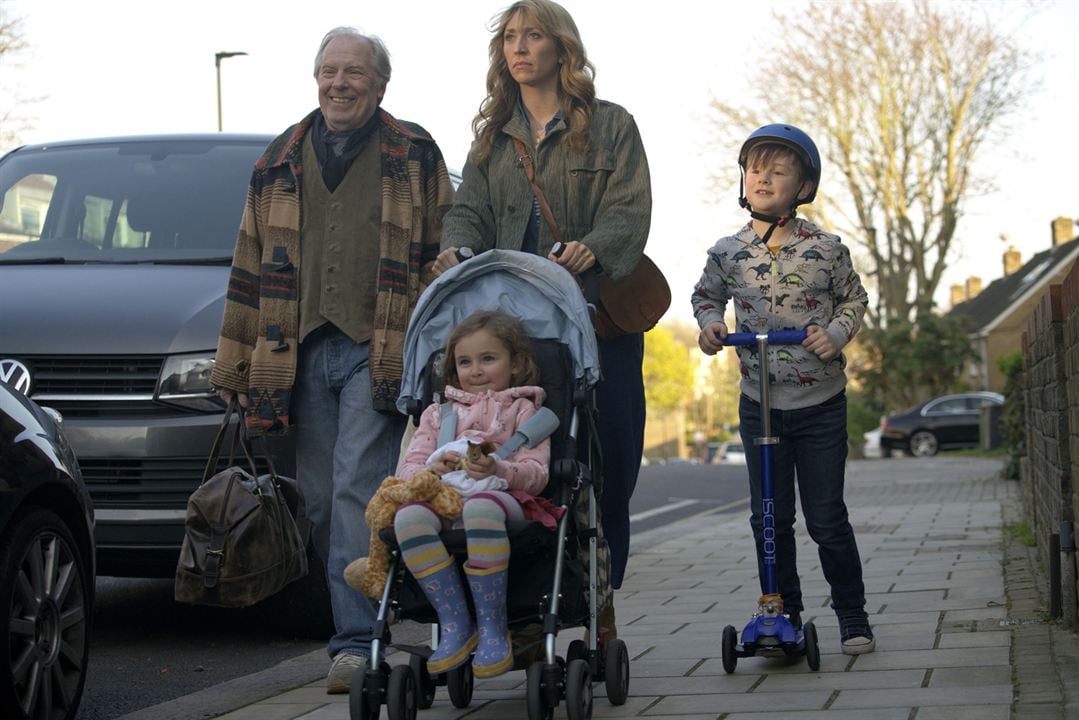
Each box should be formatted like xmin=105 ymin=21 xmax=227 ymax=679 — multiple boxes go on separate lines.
xmin=157 ymin=353 xmax=223 ymax=412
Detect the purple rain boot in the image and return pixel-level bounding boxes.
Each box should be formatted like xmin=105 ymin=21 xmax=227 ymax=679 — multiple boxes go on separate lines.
xmin=417 ymin=558 xmax=477 ymax=674
xmin=465 ymin=563 xmax=513 ymax=678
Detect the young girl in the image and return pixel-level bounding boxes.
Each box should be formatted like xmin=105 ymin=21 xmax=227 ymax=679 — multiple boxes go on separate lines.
xmin=393 ymin=309 xmax=551 ymax=679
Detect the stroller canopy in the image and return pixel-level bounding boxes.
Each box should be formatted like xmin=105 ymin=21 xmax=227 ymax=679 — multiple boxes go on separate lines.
xmin=398 ymin=250 xmax=600 ymax=414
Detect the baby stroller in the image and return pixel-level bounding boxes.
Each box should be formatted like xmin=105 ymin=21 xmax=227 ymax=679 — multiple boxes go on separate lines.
xmin=349 ymin=250 xmax=630 ymax=720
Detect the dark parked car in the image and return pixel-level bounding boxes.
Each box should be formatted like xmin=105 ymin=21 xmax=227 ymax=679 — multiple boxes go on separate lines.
xmin=0 ymin=377 xmax=94 ymax=720
xmin=0 ymin=135 xmax=335 ymax=632
xmin=880 ymin=391 xmax=1004 ymax=457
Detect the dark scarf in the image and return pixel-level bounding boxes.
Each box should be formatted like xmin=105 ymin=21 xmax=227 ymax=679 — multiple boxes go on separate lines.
xmin=312 ymin=109 xmax=382 ymax=192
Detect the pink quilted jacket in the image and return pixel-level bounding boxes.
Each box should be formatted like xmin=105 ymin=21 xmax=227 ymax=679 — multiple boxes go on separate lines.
xmin=396 ymin=385 xmax=550 ymax=496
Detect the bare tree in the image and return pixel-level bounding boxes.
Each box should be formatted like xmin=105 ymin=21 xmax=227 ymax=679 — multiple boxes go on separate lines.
xmin=0 ymin=0 xmax=33 ymax=149
xmin=711 ymin=0 xmax=1033 ymax=326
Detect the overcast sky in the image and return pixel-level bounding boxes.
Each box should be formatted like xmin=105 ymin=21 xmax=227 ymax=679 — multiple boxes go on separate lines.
xmin=4 ymin=0 xmax=1077 ymax=323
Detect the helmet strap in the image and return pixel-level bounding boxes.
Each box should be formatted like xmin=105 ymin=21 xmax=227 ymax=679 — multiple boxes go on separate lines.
xmin=745 ymin=206 xmax=797 ymax=246
xmin=739 ymin=170 xmax=799 ymax=245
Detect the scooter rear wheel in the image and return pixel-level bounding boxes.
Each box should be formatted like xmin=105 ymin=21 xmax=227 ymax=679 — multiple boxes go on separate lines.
xmin=804 ymin=622 xmax=820 ymax=671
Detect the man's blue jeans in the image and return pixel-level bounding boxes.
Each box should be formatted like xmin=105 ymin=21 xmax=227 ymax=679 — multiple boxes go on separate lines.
xmin=738 ymin=390 xmax=866 ymax=616
xmin=293 ymin=325 xmax=406 ymax=659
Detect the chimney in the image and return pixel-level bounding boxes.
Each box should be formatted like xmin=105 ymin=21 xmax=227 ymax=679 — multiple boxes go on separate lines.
xmin=1052 ymin=216 xmax=1076 ymax=246
xmin=950 ymin=283 xmax=966 ymax=307
xmin=966 ymin=276 xmax=983 ymax=299
xmin=1003 ymin=245 xmax=1022 ymax=276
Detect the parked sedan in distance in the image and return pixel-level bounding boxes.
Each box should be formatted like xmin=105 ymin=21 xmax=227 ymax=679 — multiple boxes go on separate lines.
xmin=880 ymin=391 xmax=1004 ymax=457
xmin=862 ymin=427 xmax=884 ymax=459
xmin=712 ymin=440 xmax=747 ymax=465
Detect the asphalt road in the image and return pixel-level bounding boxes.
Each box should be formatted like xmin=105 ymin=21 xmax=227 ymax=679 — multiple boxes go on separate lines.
xmin=77 ymin=578 xmax=325 ymax=719
xmin=75 ymin=461 xmax=750 ymax=719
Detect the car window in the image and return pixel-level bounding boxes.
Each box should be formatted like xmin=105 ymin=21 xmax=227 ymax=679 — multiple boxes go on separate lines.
xmin=0 ymin=140 xmax=264 ymax=262
xmin=0 ymin=172 xmax=55 ymax=248
xmin=926 ymin=398 xmax=969 ymax=414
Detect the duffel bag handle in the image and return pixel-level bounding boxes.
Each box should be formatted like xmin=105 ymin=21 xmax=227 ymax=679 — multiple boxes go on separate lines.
xmin=201 ymin=397 xmax=259 ymax=486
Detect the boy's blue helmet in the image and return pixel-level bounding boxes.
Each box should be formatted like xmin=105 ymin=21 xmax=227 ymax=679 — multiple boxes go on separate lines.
xmin=738 ymin=124 xmax=821 ymax=209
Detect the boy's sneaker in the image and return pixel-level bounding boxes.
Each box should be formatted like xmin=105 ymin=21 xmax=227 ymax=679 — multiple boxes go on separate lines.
xmin=838 ymin=613 xmax=876 ymax=655
xmin=787 ymin=610 xmax=802 ymax=631
xmin=327 ymin=652 xmax=368 ymax=694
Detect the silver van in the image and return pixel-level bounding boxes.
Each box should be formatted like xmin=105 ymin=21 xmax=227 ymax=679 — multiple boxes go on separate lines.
xmin=0 ymin=135 xmax=328 ymax=631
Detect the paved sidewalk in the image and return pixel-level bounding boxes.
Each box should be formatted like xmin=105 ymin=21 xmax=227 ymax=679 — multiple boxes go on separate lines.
xmin=147 ymin=457 xmax=1079 ymax=720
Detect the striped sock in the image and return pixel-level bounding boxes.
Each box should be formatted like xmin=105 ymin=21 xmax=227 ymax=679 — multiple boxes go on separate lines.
xmin=462 ymin=496 xmax=510 ymax=570
xmin=394 ymin=502 xmax=449 ymax=577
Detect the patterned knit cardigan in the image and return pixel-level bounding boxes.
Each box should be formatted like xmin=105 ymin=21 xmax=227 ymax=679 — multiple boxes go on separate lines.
xmin=210 ymin=108 xmax=455 ymax=433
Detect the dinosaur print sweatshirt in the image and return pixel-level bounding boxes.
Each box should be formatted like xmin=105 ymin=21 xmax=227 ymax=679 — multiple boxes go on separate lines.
xmin=691 ymin=218 xmax=868 ymax=410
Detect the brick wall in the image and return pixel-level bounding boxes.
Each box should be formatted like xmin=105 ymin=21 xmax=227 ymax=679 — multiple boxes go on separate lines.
xmin=1064 ymin=262 xmax=1079 ymax=530
xmin=1021 ymin=270 xmax=1078 ymax=626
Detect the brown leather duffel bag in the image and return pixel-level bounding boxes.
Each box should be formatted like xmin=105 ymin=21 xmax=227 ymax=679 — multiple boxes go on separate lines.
xmin=175 ymin=399 xmax=307 ymax=608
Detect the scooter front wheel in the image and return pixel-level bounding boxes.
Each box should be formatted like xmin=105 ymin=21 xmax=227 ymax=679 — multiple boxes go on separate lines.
xmin=721 ymin=625 xmax=738 ymax=674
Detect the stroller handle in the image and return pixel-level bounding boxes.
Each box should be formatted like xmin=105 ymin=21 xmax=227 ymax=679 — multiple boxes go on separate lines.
xmin=725 ymin=329 xmax=808 ymax=346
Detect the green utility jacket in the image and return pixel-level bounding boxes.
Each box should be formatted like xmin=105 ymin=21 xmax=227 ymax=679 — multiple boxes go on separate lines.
xmin=442 ymin=99 xmax=651 ymax=281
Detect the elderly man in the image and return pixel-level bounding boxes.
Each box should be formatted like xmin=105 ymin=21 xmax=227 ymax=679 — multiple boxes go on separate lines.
xmin=210 ymin=26 xmax=454 ymax=692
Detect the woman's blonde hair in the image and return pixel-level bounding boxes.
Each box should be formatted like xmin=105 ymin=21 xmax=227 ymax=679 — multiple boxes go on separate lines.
xmin=471 ymin=0 xmax=596 ymax=163
xmin=442 ymin=310 xmax=540 ymax=389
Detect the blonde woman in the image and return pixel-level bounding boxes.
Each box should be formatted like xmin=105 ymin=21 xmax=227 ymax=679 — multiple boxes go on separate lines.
xmin=434 ymin=0 xmax=652 ymax=643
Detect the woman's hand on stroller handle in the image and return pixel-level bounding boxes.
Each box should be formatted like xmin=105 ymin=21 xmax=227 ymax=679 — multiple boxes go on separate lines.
xmin=549 ymin=241 xmax=596 ymax=275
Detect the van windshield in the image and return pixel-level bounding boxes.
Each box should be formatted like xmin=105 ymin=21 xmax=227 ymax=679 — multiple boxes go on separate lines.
xmin=0 ymin=138 xmax=266 ymax=263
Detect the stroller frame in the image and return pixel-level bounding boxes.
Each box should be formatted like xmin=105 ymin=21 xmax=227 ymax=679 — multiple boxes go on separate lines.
xmin=350 ymin=315 xmax=628 ymax=718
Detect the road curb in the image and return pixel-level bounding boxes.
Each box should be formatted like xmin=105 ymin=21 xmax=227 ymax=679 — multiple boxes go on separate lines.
xmin=115 ymin=622 xmax=431 ymax=720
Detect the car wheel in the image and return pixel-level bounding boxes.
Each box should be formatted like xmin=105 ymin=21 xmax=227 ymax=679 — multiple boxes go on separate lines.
xmin=909 ymin=431 xmax=939 ymax=457
xmin=0 ymin=508 xmax=91 ymax=720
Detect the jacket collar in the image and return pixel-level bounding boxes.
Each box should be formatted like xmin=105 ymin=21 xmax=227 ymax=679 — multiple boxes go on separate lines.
xmin=445 ymin=384 xmax=546 ymax=407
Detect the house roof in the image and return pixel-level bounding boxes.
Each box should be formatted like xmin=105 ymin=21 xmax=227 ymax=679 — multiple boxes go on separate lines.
xmin=947 ymin=236 xmax=1079 ymax=335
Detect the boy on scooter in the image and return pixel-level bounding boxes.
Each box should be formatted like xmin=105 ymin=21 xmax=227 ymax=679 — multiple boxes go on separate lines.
xmin=691 ymin=124 xmax=875 ymax=655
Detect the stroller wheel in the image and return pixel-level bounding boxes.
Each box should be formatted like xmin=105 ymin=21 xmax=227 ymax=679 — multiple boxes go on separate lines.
xmin=602 ymin=638 xmax=629 ymax=706
xmin=446 ymin=662 xmax=474 ymax=709
xmin=565 ymin=658 xmax=593 ymax=720
xmin=408 ymin=654 xmax=435 ymax=709
xmin=526 ymin=660 xmax=555 ymax=720
xmin=721 ymin=625 xmax=739 ymax=674
xmin=386 ymin=665 xmax=417 ymax=720
xmin=349 ymin=666 xmax=381 ymax=720
xmin=566 ymin=639 xmax=588 ymax=665
xmin=804 ymin=622 xmax=821 ymax=671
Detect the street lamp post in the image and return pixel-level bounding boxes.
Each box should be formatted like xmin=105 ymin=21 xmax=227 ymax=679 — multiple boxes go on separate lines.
xmin=215 ymin=51 xmax=248 ymax=132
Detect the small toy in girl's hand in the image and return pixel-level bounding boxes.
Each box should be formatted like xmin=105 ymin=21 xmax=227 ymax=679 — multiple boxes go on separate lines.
xmin=464 ymin=440 xmax=497 ymax=468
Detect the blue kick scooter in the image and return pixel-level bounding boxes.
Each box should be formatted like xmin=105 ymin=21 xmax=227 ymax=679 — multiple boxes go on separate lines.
xmin=720 ymin=329 xmax=820 ymax=673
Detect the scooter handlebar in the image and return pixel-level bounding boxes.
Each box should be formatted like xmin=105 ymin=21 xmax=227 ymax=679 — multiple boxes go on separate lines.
xmin=725 ymin=329 xmax=809 ymax=347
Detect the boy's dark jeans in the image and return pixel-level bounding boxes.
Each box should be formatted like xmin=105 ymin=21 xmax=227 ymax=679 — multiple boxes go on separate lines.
xmin=738 ymin=390 xmax=866 ymax=616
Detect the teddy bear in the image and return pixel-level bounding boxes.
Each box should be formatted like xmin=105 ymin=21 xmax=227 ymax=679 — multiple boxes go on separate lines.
xmin=344 ymin=440 xmax=496 ymax=598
